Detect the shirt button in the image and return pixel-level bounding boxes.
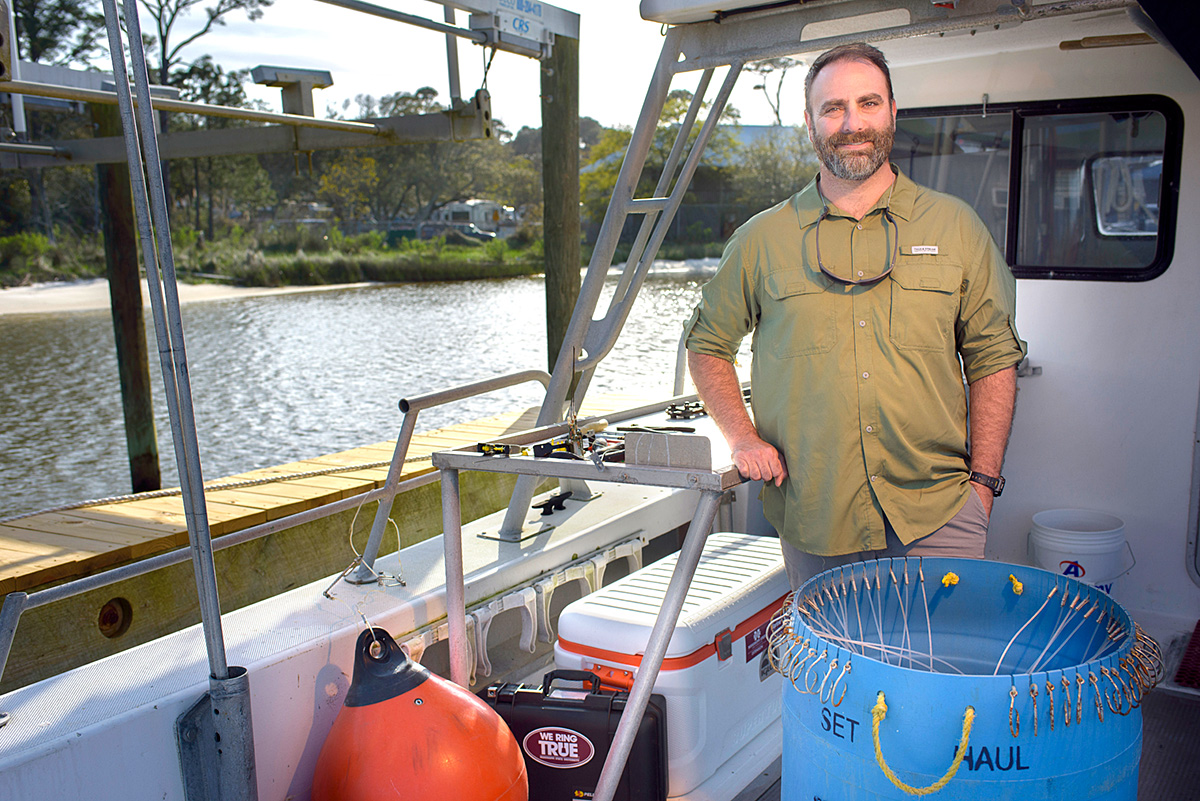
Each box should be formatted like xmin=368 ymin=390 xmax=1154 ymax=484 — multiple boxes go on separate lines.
xmin=865 ymin=425 xmax=874 ymax=433
xmin=862 ymin=371 xmax=869 ymax=379
xmin=870 ymin=475 xmax=878 ymax=483
xmin=859 ymin=320 xmax=866 ymax=327
xmin=856 ymin=224 xmax=863 ymax=230
xmin=857 ymin=270 xmax=865 ymax=277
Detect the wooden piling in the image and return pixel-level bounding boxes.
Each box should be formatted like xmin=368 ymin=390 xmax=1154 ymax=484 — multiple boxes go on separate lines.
xmin=92 ymin=103 xmax=162 ymax=493
xmin=540 ymin=34 xmax=581 ymax=373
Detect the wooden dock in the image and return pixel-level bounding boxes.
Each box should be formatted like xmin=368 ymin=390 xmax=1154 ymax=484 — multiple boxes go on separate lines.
xmin=0 ymin=393 xmax=652 ymax=691
xmin=0 ymin=410 xmax=516 ymax=596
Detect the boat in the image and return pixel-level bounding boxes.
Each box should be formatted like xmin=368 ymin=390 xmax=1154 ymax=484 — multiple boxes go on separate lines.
xmin=2 ymin=1 xmax=1199 ymax=799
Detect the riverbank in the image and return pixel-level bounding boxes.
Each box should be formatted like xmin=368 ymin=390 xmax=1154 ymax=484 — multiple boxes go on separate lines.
xmin=0 ymin=228 xmax=546 ymax=290
xmin=0 ymin=278 xmax=374 ymax=316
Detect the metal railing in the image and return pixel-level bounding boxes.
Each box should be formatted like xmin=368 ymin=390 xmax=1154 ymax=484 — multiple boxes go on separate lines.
xmin=346 ymin=369 xmax=553 ymax=583
xmin=0 ymin=369 xmax=552 ymax=692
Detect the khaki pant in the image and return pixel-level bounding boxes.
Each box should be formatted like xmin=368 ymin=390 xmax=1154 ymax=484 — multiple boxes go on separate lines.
xmin=781 ymin=490 xmax=989 ymax=590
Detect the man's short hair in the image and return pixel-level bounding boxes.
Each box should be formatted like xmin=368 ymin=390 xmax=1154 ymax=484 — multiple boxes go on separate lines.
xmin=804 ymin=42 xmax=894 ymax=113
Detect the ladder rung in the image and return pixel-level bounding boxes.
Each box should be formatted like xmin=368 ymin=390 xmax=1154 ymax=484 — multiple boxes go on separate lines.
xmin=628 ymin=197 xmax=670 ymax=212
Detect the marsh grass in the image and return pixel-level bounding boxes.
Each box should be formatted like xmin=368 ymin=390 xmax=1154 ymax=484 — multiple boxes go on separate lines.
xmin=0 ymin=232 xmax=106 ymax=287
xmin=1 ymin=221 xmax=725 ymax=291
xmin=1 ymin=224 xmax=544 ymax=289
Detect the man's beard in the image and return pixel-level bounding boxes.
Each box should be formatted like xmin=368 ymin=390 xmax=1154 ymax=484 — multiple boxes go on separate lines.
xmin=812 ymin=122 xmax=895 ymax=181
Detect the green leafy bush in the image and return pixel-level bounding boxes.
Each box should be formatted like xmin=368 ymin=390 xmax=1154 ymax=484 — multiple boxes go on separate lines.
xmin=483 ymin=238 xmax=509 ymax=263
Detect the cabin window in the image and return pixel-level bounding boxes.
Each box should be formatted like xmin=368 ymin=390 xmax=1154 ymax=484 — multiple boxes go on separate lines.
xmin=894 ymin=112 xmax=1012 ymax=251
xmin=898 ymin=95 xmax=1182 ymax=281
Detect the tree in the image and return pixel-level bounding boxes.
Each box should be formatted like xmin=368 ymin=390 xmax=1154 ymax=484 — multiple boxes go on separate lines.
xmin=502 ymin=116 xmax=604 ymax=225
xmin=746 ymin=57 xmax=802 ymax=126
xmin=579 ymin=90 xmax=740 ymax=227
xmin=171 ymin=55 xmax=275 ymax=237
xmin=509 ymin=116 xmax=604 ymax=160
xmin=318 ymin=151 xmax=377 ymax=224
xmin=137 ymin=0 xmax=272 ymax=86
xmin=9 ymin=0 xmax=106 ymax=239
xmin=12 ymin=0 xmax=105 ymax=66
xmin=480 ymin=144 xmax=541 ymax=224
xmin=579 ymin=126 xmax=631 ymax=228
xmin=731 ymin=125 xmax=818 ymax=213
xmin=136 ymin=0 xmax=271 ymax=220
xmin=324 ymin=88 xmax=513 ymax=226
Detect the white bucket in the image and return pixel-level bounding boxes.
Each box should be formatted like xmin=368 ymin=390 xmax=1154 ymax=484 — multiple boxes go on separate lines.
xmin=1028 ymin=509 xmax=1134 ymax=593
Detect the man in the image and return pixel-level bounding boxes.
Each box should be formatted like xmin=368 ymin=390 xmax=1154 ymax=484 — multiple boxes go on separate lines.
xmin=685 ymin=43 xmax=1026 ymax=589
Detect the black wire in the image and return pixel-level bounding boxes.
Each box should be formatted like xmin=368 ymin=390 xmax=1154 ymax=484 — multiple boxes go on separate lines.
xmin=481 ymin=46 xmax=497 ymax=91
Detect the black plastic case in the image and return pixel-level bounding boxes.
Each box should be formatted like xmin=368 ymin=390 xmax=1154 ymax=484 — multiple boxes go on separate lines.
xmin=483 ymin=670 xmax=669 ymax=801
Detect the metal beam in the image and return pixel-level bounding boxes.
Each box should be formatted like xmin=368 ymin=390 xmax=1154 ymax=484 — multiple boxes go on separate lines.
xmin=0 ymin=141 xmax=68 ymax=157
xmin=315 ymin=0 xmax=488 ymax=43
xmin=0 ymin=78 xmax=378 ymax=132
xmin=0 ymin=89 xmax=493 ymax=168
xmin=671 ymin=0 xmax=1139 ymax=72
xmin=439 ymin=0 xmax=579 ymax=39
xmin=313 ymin=0 xmax=580 ymax=59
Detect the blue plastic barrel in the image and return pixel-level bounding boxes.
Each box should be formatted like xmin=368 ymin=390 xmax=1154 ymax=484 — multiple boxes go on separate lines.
xmin=773 ymin=557 xmax=1155 ymax=800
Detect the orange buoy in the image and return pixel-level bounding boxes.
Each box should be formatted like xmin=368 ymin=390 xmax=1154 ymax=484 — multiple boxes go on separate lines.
xmin=312 ymin=627 xmax=528 ymax=801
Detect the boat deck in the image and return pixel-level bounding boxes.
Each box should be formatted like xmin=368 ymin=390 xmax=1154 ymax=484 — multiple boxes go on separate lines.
xmin=0 ymin=393 xmax=651 ymax=596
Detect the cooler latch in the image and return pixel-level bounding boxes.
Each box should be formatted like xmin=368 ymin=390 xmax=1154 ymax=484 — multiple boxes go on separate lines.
xmin=715 ymin=629 xmax=733 ymax=661
xmin=590 ymin=664 xmax=635 ymax=691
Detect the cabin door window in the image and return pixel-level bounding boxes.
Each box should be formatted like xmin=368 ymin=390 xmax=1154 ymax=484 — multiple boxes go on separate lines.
xmin=898 ymin=95 xmax=1182 ymax=282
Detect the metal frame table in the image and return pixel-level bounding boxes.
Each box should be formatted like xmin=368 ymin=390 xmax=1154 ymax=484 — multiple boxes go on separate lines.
xmin=431 ymin=423 xmax=744 ymax=801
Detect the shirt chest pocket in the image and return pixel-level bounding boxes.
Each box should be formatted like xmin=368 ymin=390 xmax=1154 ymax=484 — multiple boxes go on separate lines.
xmin=760 ymin=270 xmax=837 ymax=357
xmin=889 ymin=262 xmax=962 ymax=352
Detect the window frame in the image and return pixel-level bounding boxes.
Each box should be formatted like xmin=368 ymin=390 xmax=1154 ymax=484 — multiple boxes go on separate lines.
xmin=897 ymin=94 xmax=1183 ymax=282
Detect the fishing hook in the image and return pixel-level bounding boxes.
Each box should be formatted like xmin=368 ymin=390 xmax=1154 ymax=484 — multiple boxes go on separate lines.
xmin=1009 ymin=685 xmax=1020 ymax=738
xmin=1076 ymin=673 xmax=1085 ymax=725
xmin=805 ymin=650 xmax=829 ymax=694
xmin=790 ymin=647 xmax=816 ymax=693
xmin=1029 ymin=682 xmax=1039 ymax=737
xmin=817 ymin=658 xmax=839 ymax=702
xmin=1102 ymin=666 xmax=1127 ymax=716
xmin=830 ymin=660 xmax=851 ymax=707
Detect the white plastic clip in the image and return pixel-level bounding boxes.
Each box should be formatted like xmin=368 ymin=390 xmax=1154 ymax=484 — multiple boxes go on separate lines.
xmin=472 ymin=587 xmax=539 ymax=678
xmin=535 ymin=562 xmax=598 ymax=643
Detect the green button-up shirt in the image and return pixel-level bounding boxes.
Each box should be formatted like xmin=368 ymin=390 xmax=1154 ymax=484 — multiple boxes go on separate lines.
xmin=685 ymin=168 xmax=1026 ymax=556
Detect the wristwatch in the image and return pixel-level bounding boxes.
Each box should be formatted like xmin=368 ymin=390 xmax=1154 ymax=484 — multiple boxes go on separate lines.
xmin=969 ymin=471 xmax=1005 ymax=497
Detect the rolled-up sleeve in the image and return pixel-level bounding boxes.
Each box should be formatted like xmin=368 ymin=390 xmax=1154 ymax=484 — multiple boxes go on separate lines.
xmin=956 ymin=220 xmax=1027 ymax=383
xmin=684 ymin=230 xmax=761 ymax=362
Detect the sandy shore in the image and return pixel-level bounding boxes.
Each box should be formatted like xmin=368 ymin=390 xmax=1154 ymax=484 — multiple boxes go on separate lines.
xmin=0 ymin=278 xmax=374 ymax=316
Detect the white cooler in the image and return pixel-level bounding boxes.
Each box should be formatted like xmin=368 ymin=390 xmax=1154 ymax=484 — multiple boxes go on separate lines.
xmin=553 ymin=532 xmax=789 ymax=798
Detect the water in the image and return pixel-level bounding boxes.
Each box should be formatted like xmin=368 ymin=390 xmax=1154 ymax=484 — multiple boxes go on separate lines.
xmin=0 ymin=260 xmax=744 ymax=519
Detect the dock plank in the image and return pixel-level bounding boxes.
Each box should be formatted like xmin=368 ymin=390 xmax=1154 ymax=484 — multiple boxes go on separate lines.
xmin=2 ymin=513 xmax=179 ymax=551
xmin=0 ymin=547 xmax=87 ymax=594
xmin=57 ymin=509 xmax=188 ymax=542
xmin=0 ymin=528 xmax=132 ymax=559
xmin=0 ymin=393 xmax=663 ymax=595
xmin=204 ymin=487 xmax=318 ymax=521
xmin=59 ymin=504 xmax=190 ymax=533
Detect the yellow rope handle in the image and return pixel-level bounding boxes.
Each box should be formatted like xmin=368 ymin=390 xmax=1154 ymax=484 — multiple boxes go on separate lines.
xmin=872 ymin=691 xmax=976 ymax=796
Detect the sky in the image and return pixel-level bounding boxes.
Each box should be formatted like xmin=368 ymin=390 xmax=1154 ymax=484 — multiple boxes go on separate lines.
xmin=186 ymin=0 xmax=803 ymax=133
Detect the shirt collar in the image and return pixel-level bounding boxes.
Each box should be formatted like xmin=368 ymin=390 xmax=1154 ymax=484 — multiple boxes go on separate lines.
xmin=792 ymin=165 xmax=918 ymax=228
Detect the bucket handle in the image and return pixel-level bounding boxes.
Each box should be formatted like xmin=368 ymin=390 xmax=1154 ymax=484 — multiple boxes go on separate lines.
xmin=1115 ymin=542 xmax=1137 ymax=579
xmin=871 ymin=691 xmax=976 ymax=796
xmin=1025 ymin=535 xmax=1138 ymax=583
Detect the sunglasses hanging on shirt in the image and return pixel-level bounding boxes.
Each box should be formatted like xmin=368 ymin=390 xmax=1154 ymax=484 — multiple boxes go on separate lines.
xmin=814 ymin=178 xmax=899 ymax=287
